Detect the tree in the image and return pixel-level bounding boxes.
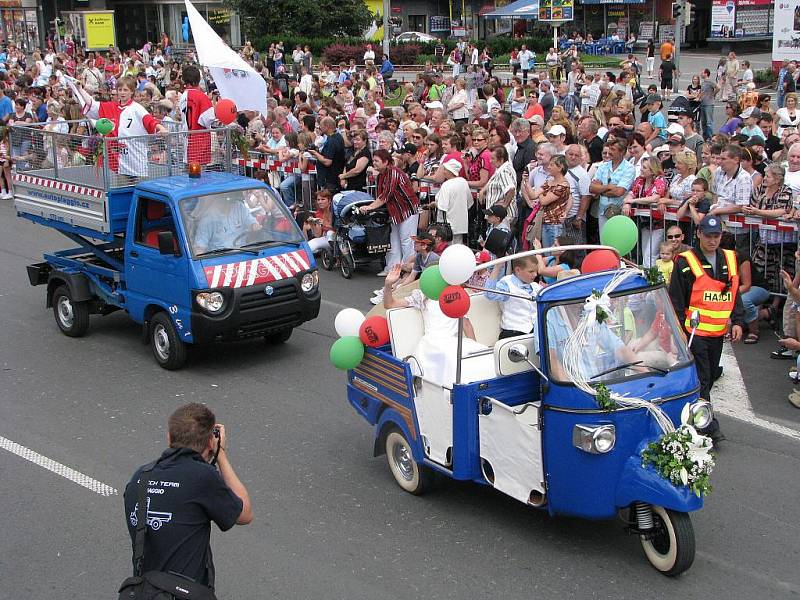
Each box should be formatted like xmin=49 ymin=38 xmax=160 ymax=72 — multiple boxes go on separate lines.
xmin=226 ymin=0 xmax=373 ymax=40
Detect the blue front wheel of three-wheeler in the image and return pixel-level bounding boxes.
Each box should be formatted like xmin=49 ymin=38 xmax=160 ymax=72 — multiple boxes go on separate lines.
xmin=639 ymin=506 xmax=696 ymax=576
xmin=385 ymin=429 xmax=430 ymax=495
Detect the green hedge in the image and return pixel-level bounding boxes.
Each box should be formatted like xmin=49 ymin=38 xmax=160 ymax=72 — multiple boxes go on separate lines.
xmin=415 ymin=53 xmax=622 ymax=68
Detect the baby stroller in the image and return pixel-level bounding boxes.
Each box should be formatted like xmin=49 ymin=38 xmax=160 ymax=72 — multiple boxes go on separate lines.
xmin=323 ymin=191 xmax=391 ymax=279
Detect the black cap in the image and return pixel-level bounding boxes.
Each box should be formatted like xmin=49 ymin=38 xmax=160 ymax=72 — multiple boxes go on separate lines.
xmin=646 ymin=94 xmax=662 ymax=104
xmin=745 ymin=136 xmax=766 ymax=147
xmin=699 ymin=215 xmax=722 ymax=234
xmin=484 ymin=205 xmax=508 ymax=219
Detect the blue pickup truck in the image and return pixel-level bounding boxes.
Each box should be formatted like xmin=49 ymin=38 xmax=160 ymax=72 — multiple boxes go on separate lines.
xmin=15 ymin=126 xmax=320 ymax=369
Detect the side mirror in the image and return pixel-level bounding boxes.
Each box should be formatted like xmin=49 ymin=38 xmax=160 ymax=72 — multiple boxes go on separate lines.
xmin=508 ymin=343 xmax=530 ymax=363
xmin=689 ymin=309 xmax=700 ymax=330
xmin=157 ymin=231 xmax=180 ymax=256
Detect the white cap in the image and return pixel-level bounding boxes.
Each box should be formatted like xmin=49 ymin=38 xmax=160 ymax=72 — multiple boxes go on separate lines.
xmin=666 ymin=122 xmax=685 ymax=135
xmin=547 ymin=124 xmax=567 ymax=136
xmin=442 ymin=159 xmax=462 ymax=176
xmin=425 ymin=101 xmax=444 ymax=109
xmin=740 ymin=107 xmax=756 ymax=119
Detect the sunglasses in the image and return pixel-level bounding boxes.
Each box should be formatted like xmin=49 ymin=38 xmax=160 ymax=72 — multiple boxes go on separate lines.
xmin=473 ymin=137 xmax=486 ymax=141
xmin=666 ymin=234 xmax=682 ymax=240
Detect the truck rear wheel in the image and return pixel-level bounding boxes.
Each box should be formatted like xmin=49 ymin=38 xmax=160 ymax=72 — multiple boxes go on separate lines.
xmin=150 ymin=312 xmax=187 ymax=370
xmin=52 ymin=285 xmax=90 ymax=337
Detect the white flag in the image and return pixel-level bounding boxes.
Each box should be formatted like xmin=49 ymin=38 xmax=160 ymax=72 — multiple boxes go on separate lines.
xmin=184 ymin=0 xmax=267 ymax=115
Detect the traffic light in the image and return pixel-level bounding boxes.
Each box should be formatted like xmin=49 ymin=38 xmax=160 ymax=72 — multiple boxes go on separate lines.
xmin=686 ymin=2 xmax=695 ymax=26
xmin=672 ymin=2 xmax=682 ymax=20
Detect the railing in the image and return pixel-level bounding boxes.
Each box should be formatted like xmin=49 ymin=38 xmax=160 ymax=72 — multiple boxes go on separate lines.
xmin=10 ymin=123 xmax=233 ymax=190
xmin=631 ymin=206 xmax=798 ymax=296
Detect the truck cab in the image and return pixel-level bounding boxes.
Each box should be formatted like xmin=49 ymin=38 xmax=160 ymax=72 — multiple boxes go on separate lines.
xmin=16 ymin=125 xmax=320 ymax=368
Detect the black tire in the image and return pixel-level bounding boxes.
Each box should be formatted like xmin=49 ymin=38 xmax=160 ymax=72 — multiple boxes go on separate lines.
xmin=384 ymin=429 xmax=430 ymax=495
xmin=640 ymin=506 xmax=696 ymax=576
xmin=340 ymin=254 xmax=355 ymax=279
xmin=149 ymin=312 xmax=187 ymax=370
xmin=52 ymin=285 xmax=90 ymax=337
xmin=319 ymin=248 xmax=334 ymax=271
xmin=265 ymin=327 xmax=293 ymax=344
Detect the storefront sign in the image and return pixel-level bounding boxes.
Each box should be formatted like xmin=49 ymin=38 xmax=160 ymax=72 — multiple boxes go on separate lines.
xmin=773 ymin=0 xmax=800 ymax=64
xmin=538 ymin=0 xmax=574 ymax=23
xmin=712 ymin=0 xmax=771 ymax=38
xmin=83 ymin=12 xmax=115 ymax=50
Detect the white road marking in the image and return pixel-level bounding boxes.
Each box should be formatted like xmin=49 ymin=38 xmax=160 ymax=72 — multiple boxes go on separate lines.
xmin=714 ymin=344 xmax=800 ymax=441
xmin=0 ymin=435 xmax=118 ymax=496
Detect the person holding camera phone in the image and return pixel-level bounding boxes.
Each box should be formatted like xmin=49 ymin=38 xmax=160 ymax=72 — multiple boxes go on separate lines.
xmin=123 ymin=403 xmax=252 ymax=595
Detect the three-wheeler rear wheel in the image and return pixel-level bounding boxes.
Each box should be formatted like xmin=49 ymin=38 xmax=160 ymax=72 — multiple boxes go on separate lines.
xmin=384 ymin=428 xmax=430 ymax=495
xmin=150 ymin=312 xmax=187 ymax=370
xmin=52 ymin=285 xmax=90 ymax=338
xmin=639 ymin=506 xmax=695 ymax=576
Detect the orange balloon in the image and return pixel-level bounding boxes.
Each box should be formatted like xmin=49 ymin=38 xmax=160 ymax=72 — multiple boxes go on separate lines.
xmin=214 ymin=98 xmax=238 ymax=125
xmin=581 ymin=249 xmax=619 ymax=274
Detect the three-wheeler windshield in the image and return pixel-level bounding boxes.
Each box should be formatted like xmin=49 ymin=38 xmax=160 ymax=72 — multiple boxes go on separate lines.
xmin=180 ymin=187 xmax=304 ymax=257
xmin=545 ymin=286 xmax=692 ymax=384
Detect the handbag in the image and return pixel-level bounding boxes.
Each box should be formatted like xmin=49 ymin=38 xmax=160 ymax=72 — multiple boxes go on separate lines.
xmin=118 ymin=460 xmax=217 ymax=600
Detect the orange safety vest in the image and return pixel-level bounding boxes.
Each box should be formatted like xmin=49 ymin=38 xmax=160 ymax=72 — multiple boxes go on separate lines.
xmin=681 ymin=249 xmax=739 ymax=337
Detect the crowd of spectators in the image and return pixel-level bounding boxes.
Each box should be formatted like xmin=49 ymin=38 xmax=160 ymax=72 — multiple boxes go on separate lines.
xmin=3 ymin=33 xmax=800 ymax=403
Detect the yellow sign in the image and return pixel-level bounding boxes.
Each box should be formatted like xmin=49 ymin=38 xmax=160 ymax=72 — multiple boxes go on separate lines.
xmin=83 ymin=12 xmax=116 ymax=50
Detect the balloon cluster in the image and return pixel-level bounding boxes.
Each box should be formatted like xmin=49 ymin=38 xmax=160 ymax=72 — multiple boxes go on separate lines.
xmin=329 ymin=308 xmax=391 ymax=370
xmin=420 ymin=244 xmax=476 ymax=319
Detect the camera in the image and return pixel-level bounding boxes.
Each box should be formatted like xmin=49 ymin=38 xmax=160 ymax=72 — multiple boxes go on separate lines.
xmin=213 ymin=426 xmax=220 ymax=439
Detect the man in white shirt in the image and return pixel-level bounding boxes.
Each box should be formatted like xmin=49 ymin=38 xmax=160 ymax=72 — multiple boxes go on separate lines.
xmin=518 ymin=45 xmax=535 ymax=85
xmin=564 ymin=144 xmax=592 ymax=242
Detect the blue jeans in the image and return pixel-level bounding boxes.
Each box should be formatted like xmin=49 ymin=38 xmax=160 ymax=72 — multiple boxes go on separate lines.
xmin=542 ymin=223 xmax=563 ymax=249
xmin=700 ymin=104 xmax=714 ymax=140
xmin=279 ymin=174 xmax=299 ymax=208
xmin=741 ymin=285 xmax=771 ymax=324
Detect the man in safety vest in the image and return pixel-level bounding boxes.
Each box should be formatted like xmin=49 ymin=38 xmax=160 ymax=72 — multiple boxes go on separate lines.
xmin=668 ymin=215 xmax=744 ymax=442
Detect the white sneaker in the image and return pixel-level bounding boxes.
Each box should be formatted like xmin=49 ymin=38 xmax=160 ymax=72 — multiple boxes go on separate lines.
xmin=372 ymin=288 xmax=383 ymax=296
xmin=376 ymin=270 xmax=389 ymax=277
xmin=370 ymin=295 xmax=383 ymax=305
xmin=1 ymin=191 xmax=11 ymax=199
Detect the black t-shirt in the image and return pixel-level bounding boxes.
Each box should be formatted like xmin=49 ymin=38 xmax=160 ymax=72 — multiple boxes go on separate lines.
xmin=764 ymin=134 xmax=782 ymax=160
xmin=660 ymin=60 xmax=676 ymax=81
xmin=317 ymin=132 xmax=346 ymax=190
xmin=124 ymin=447 xmax=243 ymax=585
xmin=344 ymin=147 xmax=371 ymax=192
xmin=585 ymin=135 xmax=604 ymax=164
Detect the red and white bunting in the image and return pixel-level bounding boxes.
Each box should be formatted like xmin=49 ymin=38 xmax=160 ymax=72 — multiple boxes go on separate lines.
xmin=13 ymin=173 xmax=103 ymax=199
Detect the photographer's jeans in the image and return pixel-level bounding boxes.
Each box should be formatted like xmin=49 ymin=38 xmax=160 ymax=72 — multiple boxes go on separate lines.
xmin=279 ymin=174 xmax=299 ymax=208
xmin=741 ymin=285 xmax=771 ymax=324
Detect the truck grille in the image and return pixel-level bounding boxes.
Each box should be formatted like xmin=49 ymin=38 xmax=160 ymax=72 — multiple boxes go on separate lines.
xmin=239 ymin=283 xmax=298 ymax=312
xmin=237 ymin=313 xmax=300 ymax=337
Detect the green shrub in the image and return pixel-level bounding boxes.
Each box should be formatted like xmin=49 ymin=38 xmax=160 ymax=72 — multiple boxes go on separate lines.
xmin=754 ymin=68 xmax=776 ymax=86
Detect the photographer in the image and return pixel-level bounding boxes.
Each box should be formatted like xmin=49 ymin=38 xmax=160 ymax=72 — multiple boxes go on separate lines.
xmin=123 ymin=403 xmax=252 ymax=591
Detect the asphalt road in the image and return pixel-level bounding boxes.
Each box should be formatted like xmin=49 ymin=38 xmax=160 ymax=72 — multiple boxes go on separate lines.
xmin=1 ymin=198 xmax=799 ymax=599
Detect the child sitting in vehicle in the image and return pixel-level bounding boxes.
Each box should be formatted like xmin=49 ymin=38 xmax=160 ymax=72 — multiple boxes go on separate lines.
xmin=484 ymin=256 xmax=542 ymax=341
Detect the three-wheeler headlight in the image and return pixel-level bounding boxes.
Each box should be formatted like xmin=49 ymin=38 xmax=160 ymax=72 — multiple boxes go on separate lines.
xmin=688 ymin=400 xmax=713 ymax=430
xmin=573 ymin=424 xmax=616 ymax=454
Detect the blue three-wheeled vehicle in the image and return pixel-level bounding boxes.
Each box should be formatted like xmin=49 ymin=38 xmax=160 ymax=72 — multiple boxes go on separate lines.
xmin=345 ymin=247 xmax=713 ymax=576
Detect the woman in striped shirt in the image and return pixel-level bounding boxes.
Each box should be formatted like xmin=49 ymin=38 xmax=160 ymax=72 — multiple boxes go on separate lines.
xmin=359 ymin=149 xmax=420 ymax=275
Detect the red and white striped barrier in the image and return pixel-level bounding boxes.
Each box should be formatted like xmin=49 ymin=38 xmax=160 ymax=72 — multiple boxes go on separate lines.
xmin=12 ymin=173 xmax=103 ymax=199
xmin=631 ymin=207 xmax=799 ymax=233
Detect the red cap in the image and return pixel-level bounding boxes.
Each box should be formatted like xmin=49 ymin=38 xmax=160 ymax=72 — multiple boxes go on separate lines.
xmin=475 ymin=250 xmax=491 ymax=264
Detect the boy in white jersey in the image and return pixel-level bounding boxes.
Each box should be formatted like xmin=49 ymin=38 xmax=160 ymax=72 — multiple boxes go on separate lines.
xmin=484 ymin=256 xmax=541 ymax=340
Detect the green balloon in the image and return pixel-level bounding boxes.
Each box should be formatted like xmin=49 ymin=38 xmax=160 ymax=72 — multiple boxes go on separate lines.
xmin=330 ymin=336 xmax=365 ymax=370
xmin=600 ymin=215 xmax=638 ymax=256
xmin=95 ymin=118 xmax=114 ymax=136
xmin=419 ymin=265 xmax=449 ymax=300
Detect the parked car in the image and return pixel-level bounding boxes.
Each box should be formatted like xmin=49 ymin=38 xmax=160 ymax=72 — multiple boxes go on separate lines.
xmin=395 ymin=31 xmax=438 ymax=43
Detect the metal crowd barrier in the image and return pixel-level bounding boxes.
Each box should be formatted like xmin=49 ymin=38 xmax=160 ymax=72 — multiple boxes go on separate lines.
xmin=10 ymin=123 xmax=233 ymax=190
xmin=632 ymin=206 xmax=798 ymax=296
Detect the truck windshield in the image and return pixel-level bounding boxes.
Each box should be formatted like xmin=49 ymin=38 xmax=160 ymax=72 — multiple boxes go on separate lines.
xmin=544 ymin=286 xmax=691 ymax=384
xmin=180 ymin=188 xmax=304 ymax=257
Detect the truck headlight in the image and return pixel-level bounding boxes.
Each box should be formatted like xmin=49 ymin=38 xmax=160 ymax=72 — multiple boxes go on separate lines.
xmin=301 ymin=270 xmax=319 ymax=293
xmin=573 ymin=424 xmax=616 ymax=454
xmin=196 ymin=291 xmax=225 ymax=314
xmin=689 ymin=400 xmax=713 ymax=430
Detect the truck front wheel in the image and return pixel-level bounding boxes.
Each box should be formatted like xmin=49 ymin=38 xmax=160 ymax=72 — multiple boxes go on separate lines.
xmin=52 ymin=285 xmax=90 ymax=337
xmin=150 ymin=312 xmax=187 ymax=370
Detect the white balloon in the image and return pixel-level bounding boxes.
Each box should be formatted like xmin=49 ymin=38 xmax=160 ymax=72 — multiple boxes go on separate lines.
xmin=439 ymin=244 xmax=477 ymax=285
xmin=334 ymin=308 xmax=365 ymax=338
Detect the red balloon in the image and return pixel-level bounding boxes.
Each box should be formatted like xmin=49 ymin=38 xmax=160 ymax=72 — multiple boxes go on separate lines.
xmin=581 ymin=249 xmax=619 ymax=274
xmin=359 ymin=316 xmax=390 ymax=348
xmin=214 ymin=98 xmax=238 ymax=125
xmin=439 ymin=285 xmax=471 ymax=319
